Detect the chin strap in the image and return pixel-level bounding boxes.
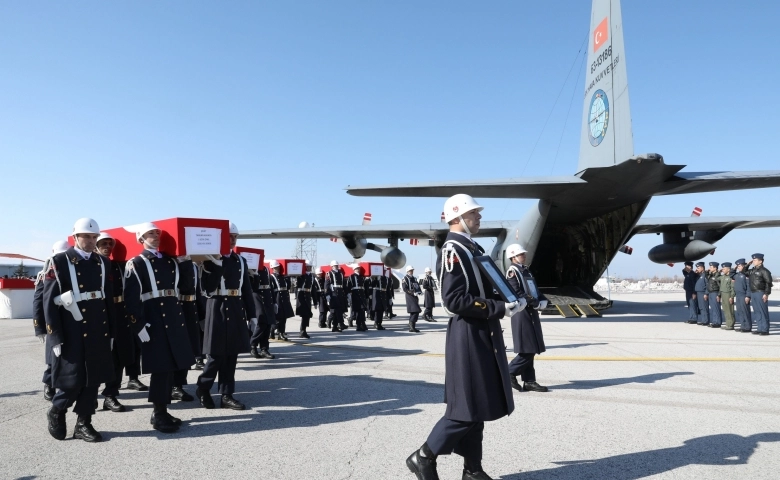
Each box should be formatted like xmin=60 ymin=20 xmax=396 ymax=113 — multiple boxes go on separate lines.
xmin=458 ymin=215 xmax=472 ymax=235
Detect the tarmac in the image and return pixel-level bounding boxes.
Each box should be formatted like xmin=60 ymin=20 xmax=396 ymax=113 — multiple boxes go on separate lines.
xmin=2 ymin=292 xmax=779 ymax=479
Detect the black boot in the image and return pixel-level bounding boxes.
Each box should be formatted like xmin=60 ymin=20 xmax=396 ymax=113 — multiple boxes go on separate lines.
xmin=523 ymin=381 xmax=549 ymax=392
xmin=193 ymin=357 xmax=205 ymax=370
xmin=510 ymin=375 xmax=523 ymax=392
xmin=43 ymin=384 xmax=55 ymax=401
xmin=259 ymin=348 xmax=276 ymax=359
xmin=103 ymin=395 xmax=126 ymax=412
xmin=195 ymin=386 xmax=215 ymax=409
xmin=150 ymin=405 xmax=179 ymax=433
xmin=73 ymin=415 xmax=102 ymax=442
xmin=47 ymin=406 xmax=66 ymax=440
xmin=221 ymin=394 xmax=245 ymax=410
xmin=279 ymin=332 xmax=290 ymax=341
xmin=406 ymin=443 xmax=439 ymax=480
xmin=126 ymin=378 xmax=149 ymax=391
xmin=250 ymin=346 xmax=261 ymax=359
xmin=409 ymin=323 xmax=420 ymax=333
xmin=300 ymin=330 xmax=310 ymax=339
xmin=171 ymin=386 xmax=194 ymax=402
xmin=462 ymin=458 xmax=492 ymax=479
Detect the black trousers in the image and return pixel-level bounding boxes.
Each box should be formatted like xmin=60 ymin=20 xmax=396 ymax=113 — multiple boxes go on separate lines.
xmin=508 ymin=353 xmax=536 ymax=382
xmin=276 ymin=317 xmax=288 ymax=334
xmin=102 ymin=348 xmax=124 ymax=397
xmin=174 ymin=368 xmax=189 ymax=387
xmin=42 ymin=364 xmax=52 ymax=387
xmin=125 ymin=336 xmax=142 ymax=378
xmin=409 ymin=312 xmax=419 ymax=326
xmin=300 ymin=315 xmax=311 ymax=331
xmin=424 ymin=307 xmax=433 ymax=318
xmin=197 ymin=354 xmax=239 ymax=395
xmin=250 ymin=323 xmax=270 ymax=349
xmin=52 ymin=384 xmax=99 ymax=416
xmin=373 ymin=308 xmax=385 ymax=325
xmin=330 ymin=308 xmax=346 ymax=327
xmin=426 ymin=417 xmax=484 ymax=460
xmin=147 ymin=371 xmax=173 ymax=405
xmin=318 ymin=309 xmax=328 ymax=326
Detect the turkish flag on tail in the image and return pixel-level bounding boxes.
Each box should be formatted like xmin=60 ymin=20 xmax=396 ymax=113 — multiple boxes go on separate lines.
xmin=593 ymin=17 xmax=609 ymax=52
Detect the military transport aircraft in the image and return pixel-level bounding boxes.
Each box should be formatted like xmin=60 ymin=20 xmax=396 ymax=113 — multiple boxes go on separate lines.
xmin=243 ymin=0 xmax=780 ymax=317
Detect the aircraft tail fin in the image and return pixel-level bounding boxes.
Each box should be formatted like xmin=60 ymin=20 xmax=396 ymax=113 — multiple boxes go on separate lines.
xmin=578 ymin=0 xmax=633 ymax=172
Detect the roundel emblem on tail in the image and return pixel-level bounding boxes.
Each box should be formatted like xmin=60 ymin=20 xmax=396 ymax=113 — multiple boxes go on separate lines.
xmin=588 ymin=89 xmax=609 ymax=146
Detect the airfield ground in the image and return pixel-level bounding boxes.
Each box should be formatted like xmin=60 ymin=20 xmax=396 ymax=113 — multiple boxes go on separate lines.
xmin=2 ymin=292 xmax=779 ymax=479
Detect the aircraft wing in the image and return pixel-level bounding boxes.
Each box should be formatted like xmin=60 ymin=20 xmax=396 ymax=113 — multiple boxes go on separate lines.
xmin=345 ymin=176 xmax=586 ymax=199
xmin=241 ymin=220 xmax=517 ymax=240
xmin=632 ymin=216 xmax=780 ymax=235
xmin=655 ymin=171 xmax=780 ymax=195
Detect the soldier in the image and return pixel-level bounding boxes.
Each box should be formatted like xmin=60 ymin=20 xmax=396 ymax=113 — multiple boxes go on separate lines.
xmin=748 ymin=253 xmax=772 ymax=336
xmin=43 ymin=218 xmax=115 ymax=442
xmin=421 ymin=267 xmax=437 ymax=322
xmin=124 ymin=222 xmax=195 ymax=432
xmin=504 ymin=244 xmax=548 ymax=393
xmin=269 ymin=260 xmax=294 ymax=341
xmin=693 ymin=262 xmax=709 ymax=326
xmin=718 ymin=262 xmax=736 ymax=331
xmin=705 ymin=262 xmax=722 ymax=328
xmin=172 ymin=255 xmax=202 ymax=402
xmin=733 ymin=259 xmax=753 ymax=333
xmin=34 ymin=240 xmax=70 ymax=402
xmin=683 ymin=261 xmax=699 ymax=324
xmin=95 ymin=232 xmax=135 ymax=412
xmin=347 ymin=265 xmax=370 ymax=331
xmin=406 ymin=194 xmax=523 ymax=480
xmin=402 ymin=265 xmax=422 ymax=333
xmin=313 ymin=267 xmax=329 ymax=328
xmin=193 ymin=264 xmax=207 ymax=370
xmin=325 ymin=260 xmax=348 ymax=332
xmin=370 ymin=268 xmax=389 ymax=330
xmin=385 ymin=270 xmax=397 ymax=319
xmin=249 ymin=264 xmax=276 ymax=359
xmin=296 ymin=261 xmax=315 ymax=338
xmin=195 ymin=222 xmax=256 ymax=410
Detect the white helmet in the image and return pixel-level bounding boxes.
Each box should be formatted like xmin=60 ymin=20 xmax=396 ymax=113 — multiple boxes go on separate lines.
xmin=72 ymin=218 xmax=100 ymax=235
xmin=96 ymin=232 xmax=115 ymax=245
xmin=424 ymin=267 xmax=432 ymax=273
xmin=443 ymin=194 xmax=483 ymax=223
xmin=330 ymin=260 xmax=339 ymax=267
xmin=305 ymin=260 xmax=312 ymax=266
xmin=506 ymin=243 xmax=527 ymax=260
xmin=229 ymin=222 xmax=239 ymax=235
xmin=354 ymin=264 xmax=363 ymax=272
xmin=406 ymin=265 xmax=415 ymax=272
xmin=315 ymin=267 xmax=322 ymax=274
xmin=52 ymin=240 xmax=70 ymax=254
xmin=270 ymin=259 xmax=281 ymax=269
xmin=135 ymin=222 xmax=160 ymax=242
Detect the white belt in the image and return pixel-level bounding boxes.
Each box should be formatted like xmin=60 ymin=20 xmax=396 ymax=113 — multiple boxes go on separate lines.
xmin=141 ymin=289 xmax=179 ymax=301
xmin=179 ymin=294 xmax=197 ymax=302
xmin=258 ymin=285 xmax=270 ymax=290
xmin=277 ymin=288 xmax=288 ymax=292
xmin=211 ymin=289 xmax=241 ymax=297
xmin=352 ymin=287 xmax=363 ymax=291
xmin=298 ymin=288 xmax=311 ymax=292
xmin=55 ymin=290 xmax=104 ymax=303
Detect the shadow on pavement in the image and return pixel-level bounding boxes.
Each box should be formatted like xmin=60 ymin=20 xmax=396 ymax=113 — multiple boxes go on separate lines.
xmin=545 ymin=343 xmax=608 ymax=350
xmin=547 ymin=372 xmax=694 ymax=390
xmin=0 ymin=390 xmax=39 ymax=400
xmin=500 ymin=432 xmax=780 ymax=480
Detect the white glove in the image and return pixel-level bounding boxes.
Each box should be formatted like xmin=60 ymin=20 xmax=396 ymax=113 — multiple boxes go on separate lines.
xmin=111 ymin=338 xmax=114 ymax=351
xmin=205 ymin=254 xmax=223 ymax=266
xmin=537 ymin=300 xmax=548 ymax=310
xmin=389 ymin=299 xmax=393 ymax=306
xmin=53 ymin=344 xmax=62 ymax=357
xmin=326 ymin=296 xmax=331 ymax=305
xmin=138 ymin=324 xmax=151 ymax=342
xmin=37 ymin=334 xmax=46 ymax=344
xmin=274 ymin=304 xmax=279 ymax=314
xmin=249 ymin=317 xmax=258 ymax=331
xmin=504 ymin=297 xmax=527 ymax=317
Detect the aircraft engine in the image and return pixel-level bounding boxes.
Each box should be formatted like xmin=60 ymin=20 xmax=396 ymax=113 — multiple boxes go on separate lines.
xmin=343 ymin=237 xmax=367 ymax=259
xmin=647 ymin=240 xmax=716 ymax=264
xmin=380 ymin=246 xmax=407 ymax=269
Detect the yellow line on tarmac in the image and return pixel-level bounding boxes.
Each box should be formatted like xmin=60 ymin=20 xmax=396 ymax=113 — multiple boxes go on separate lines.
xmin=290 ymin=341 xmax=780 ymax=362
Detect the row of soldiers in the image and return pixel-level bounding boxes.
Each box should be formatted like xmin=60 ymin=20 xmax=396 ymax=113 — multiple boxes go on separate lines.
xmin=682 ymin=254 xmax=773 ymax=334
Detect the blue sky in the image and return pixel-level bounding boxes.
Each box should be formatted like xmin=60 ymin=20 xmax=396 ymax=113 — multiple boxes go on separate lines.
xmin=2 ymin=1 xmax=779 ymax=277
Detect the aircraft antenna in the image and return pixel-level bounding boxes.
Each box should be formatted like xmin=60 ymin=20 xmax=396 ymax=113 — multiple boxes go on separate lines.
xmin=292 ymin=222 xmax=318 ymax=267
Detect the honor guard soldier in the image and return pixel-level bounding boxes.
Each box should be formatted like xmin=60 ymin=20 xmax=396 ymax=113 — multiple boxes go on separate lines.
xmin=269 ymin=260 xmax=294 ymax=340
xmin=683 ymin=261 xmax=698 ymax=324
xmin=385 ymin=270 xmax=397 ymax=319
xmin=370 ymin=269 xmax=389 ymax=330
xmin=313 ymin=267 xmax=329 ymax=328
xmin=325 ymin=260 xmax=348 ymax=332
xmin=95 ymin=232 xmax=135 ymax=412
xmin=693 ymin=262 xmax=709 ymax=325
xmin=718 ymin=263 xmax=736 ymax=330
xmin=34 ymin=240 xmax=70 ymax=402
xmin=43 ymin=218 xmax=115 ymax=442
xmin=407 ymin=194 xmax=523 ymax=480
xmin=402 ymin=266 xmax=422 ymax=332
xmin=421 ymin=267 xmax=437 ymax=322
xmin=249 ymin=265 xmax=276 ymax=359
xmin=347 ymin=265 xmax=370 ymax=331
xmin=705 ymin=262 xmax=723 ymax=328
xmin=193 ymin=263 xmax=207 ymax=370
xmin=172 ymin=254 xmax=202 ymax=402
xmin=748 ymin=253 xmax=772 ymax=336
xmin=505 ymin=244 xmax=549 ymax=393
xmin=296 ymin=261 xmax=315 ymax=338
xmin=196 ymin=222 xmax=256 ymax=410
xmin=124 ymin=222 xmax=195 ymax=432
xmin=733 ymin=259 xmax=753 ymax=332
